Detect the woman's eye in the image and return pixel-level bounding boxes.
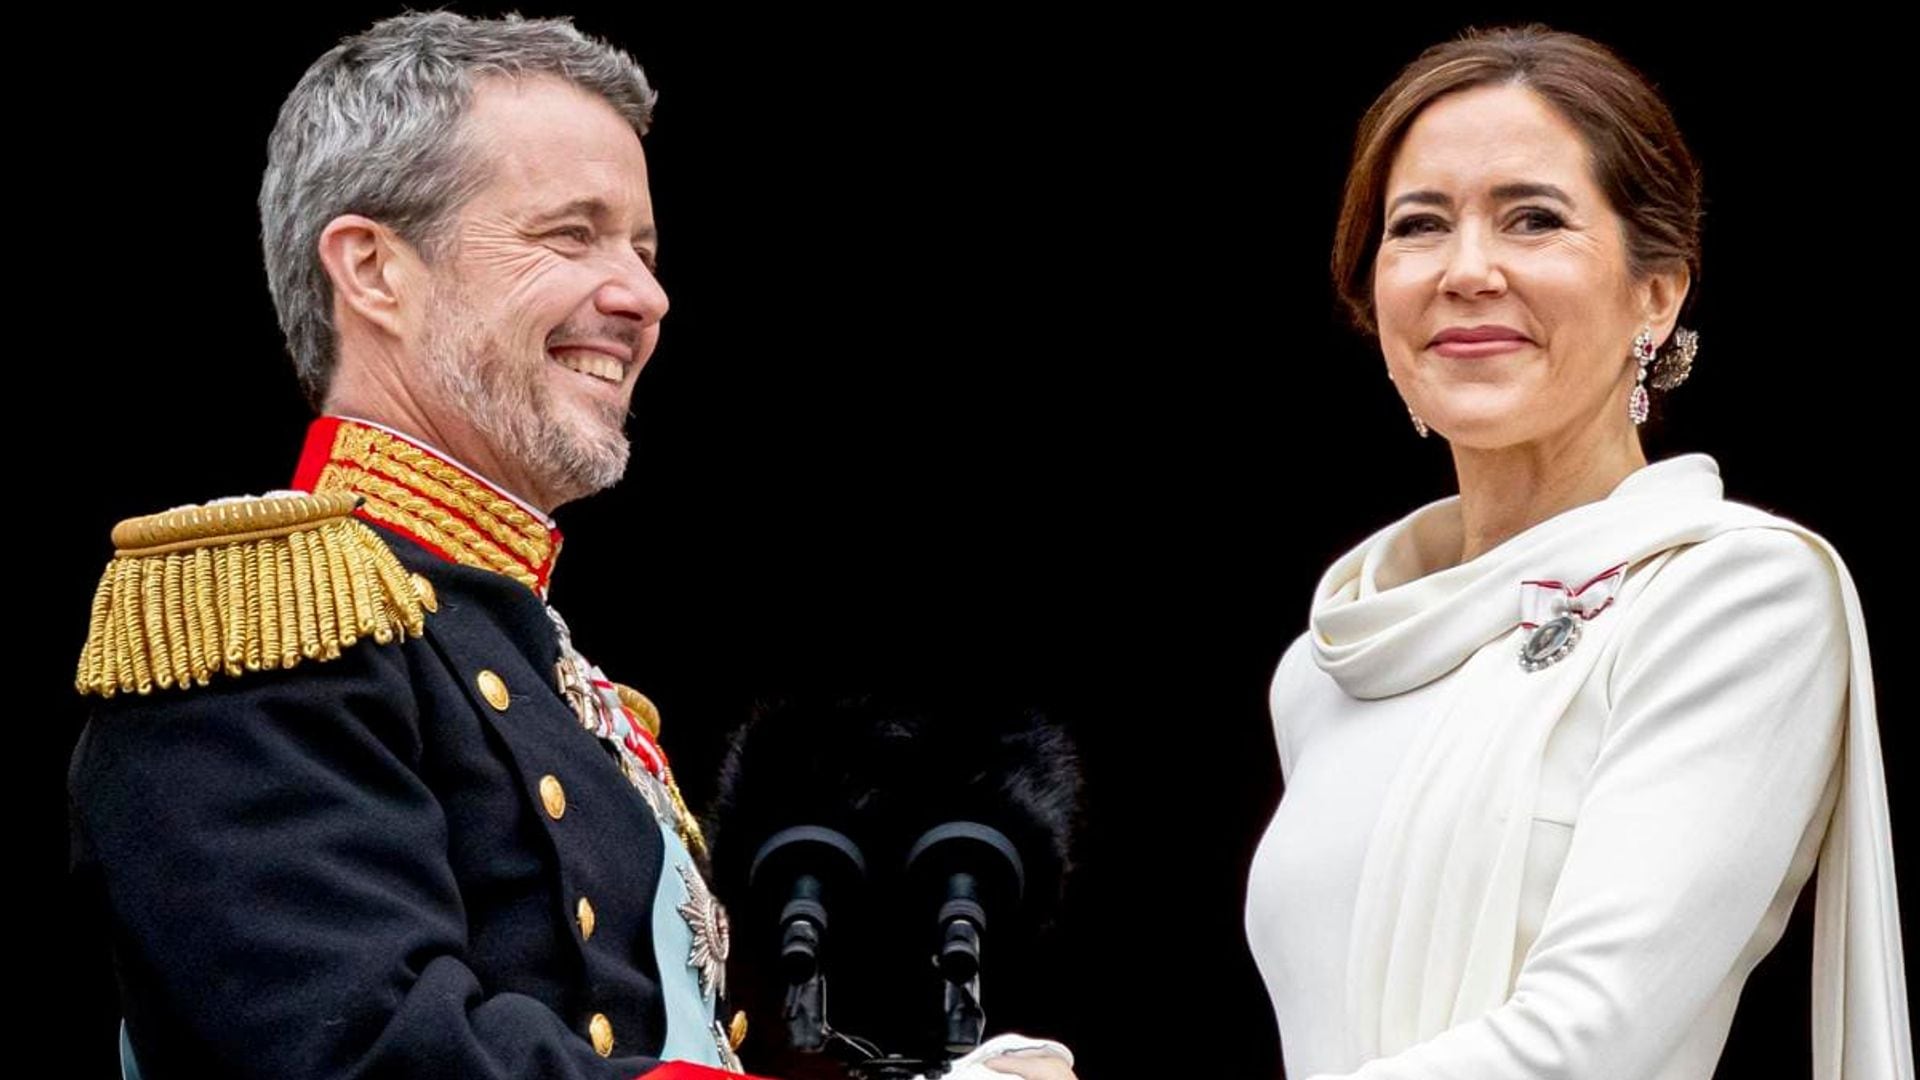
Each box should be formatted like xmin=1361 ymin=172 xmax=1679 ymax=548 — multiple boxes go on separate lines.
xmin=1513 ymin=208 xmax=1566 ymax=232
xmin=1387 ymin=215 xmax=1443 ymax=239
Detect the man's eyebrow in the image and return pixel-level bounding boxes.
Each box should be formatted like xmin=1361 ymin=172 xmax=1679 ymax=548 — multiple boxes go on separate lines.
xmin=530 ymin=198 xmax=658 ymax=244
xmin=1386 ymin=182 xmax=1575 ymax=216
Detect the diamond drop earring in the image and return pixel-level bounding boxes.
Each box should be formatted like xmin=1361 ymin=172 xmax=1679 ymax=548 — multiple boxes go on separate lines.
xmin=1629 ymin=327 xmax=1656 ymax=425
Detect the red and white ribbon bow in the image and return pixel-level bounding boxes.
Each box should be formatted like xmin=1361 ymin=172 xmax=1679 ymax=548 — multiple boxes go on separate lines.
xmin=1519 ymin=561 xmax=1627 ymax=629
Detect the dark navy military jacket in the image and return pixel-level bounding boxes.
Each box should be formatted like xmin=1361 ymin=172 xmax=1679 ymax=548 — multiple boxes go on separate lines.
xmin=70 ymin=525 xmax=693 ymax=1080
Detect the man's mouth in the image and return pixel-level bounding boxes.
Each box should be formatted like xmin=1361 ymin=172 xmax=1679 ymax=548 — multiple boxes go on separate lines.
xmin=550 ymin=347 xmax=625 ymax=384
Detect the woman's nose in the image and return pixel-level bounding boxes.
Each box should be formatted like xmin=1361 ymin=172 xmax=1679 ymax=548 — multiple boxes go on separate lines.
xmin=1437 ymin=224 xmax=1505 ymax=299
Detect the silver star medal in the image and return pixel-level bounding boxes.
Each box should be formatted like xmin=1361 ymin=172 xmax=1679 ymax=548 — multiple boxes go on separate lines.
xmin=676 ymin=862 xmax=730 ymax=1003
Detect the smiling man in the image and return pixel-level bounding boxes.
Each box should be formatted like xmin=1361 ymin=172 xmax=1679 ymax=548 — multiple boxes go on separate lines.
xmin=70 ymin=13 xmax=750 ymax=1079
xmin=314 ymin=68 xmax=667 ymax=514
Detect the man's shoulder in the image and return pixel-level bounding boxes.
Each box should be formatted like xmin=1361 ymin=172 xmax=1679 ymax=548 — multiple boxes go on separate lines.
xmin=74 ymin=490 xmax=436 ymax=701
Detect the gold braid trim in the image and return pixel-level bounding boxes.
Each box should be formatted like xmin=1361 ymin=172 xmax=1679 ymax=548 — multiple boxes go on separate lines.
xmin=352 ymin=493 xmax=489 ymax=574
xmin=356 ymin=428 xmax=551 ymax=549
xmin=320 ymin=464 xmax=540 ymax=591
xmin=76 ymin=494 xmax=431 ymax=697
xmin=358 ymin=447 xmax=550 ymax=570
xmin=326 ymin=424 xmax=552 ymax=567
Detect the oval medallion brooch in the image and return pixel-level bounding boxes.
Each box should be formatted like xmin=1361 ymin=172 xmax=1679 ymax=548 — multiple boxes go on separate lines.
xmin=1518 ymin=562 xmax=1626 ymax=672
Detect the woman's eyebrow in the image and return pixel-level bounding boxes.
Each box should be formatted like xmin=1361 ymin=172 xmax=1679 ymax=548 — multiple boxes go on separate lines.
xmin=1387 ymin=182 xmax=1575 ymax=216
xmin=1490 ymin=181 xmax=1574 ymax=205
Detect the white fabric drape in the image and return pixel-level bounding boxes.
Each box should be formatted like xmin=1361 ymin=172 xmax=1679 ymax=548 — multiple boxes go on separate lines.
xmin=1301 ymin=454 xmax=1909 ymax=1078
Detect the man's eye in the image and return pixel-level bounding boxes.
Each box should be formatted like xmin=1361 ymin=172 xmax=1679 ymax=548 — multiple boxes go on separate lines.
xmin=549 ymin=226 xmax=593 ymax=244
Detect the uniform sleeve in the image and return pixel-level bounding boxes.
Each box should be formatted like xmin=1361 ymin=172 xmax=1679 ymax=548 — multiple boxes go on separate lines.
xmin=1316 ymin=528 xmax=1853 ymax=1080
xmin=68 ymin=635 xmax=682 ymax=1080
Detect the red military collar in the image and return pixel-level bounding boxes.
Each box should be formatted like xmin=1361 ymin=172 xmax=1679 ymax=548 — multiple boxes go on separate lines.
xmin=291 ymin=416 xmax=564 ymax=597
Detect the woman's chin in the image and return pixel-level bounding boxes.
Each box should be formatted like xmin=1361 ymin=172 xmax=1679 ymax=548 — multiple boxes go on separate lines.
xmin=1416 ymin=411 xmax=1523 ymax=449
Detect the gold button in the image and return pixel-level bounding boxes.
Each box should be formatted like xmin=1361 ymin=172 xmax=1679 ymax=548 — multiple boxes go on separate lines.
xmin=477 ymin=670 xmax=510 ymax=711
xmin=409 ymin=572 xmax=439 ymax=613
xmin=576 ymin=896 xmax=596 ymax=941
xmin=729 ymin=1009 xmax=748 ymax=1050
xmin=539 ymin=775 xmax=566 ymax=820
xmin=589 ymin=1012 xmax=614 ymax=1057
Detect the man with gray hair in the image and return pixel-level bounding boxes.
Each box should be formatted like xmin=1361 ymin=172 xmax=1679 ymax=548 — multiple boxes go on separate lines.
xmin=70 ymin=12 xmax=754 ymax=1078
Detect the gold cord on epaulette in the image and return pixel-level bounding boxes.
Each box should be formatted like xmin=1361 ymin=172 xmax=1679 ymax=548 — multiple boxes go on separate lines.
xmin=661 ymin=764 xmax=711 ymax=863
xmin=75 ymin=493 xmax=432 ymax=697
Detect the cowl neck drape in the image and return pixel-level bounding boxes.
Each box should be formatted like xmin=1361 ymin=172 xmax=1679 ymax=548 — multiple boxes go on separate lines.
xmin=1312 ymin=453 xmax=1724 ymax=700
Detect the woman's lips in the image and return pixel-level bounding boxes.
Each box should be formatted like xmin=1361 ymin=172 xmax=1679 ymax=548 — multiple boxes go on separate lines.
xmin=1431 ymin=338 xmax=1529 ymax=359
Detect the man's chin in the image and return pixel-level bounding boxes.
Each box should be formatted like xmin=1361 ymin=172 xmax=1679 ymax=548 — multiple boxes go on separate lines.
xmin=541 ymin=427 xmax=631 ymax=504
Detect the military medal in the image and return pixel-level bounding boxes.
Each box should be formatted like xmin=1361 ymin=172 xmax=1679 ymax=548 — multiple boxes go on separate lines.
xmin=1518 ymin=562 xmax=1625 ymax=672
xmin=544 ymin=608 xmax=737 ymax=1069
xmin=555 ymin=654 xmax=596 ymax=731
xmin=1520 ymin=610 xmax=1582 ymax=672
xmin=676 ymin=862 xmax=730 ymax=1002
xmin=545 ymin=609 xmax=703 ymax=853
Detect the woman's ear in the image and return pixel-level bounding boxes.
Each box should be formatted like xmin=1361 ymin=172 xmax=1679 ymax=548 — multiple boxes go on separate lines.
xmin=1641 ymin=261 xmax=1692 ymax=347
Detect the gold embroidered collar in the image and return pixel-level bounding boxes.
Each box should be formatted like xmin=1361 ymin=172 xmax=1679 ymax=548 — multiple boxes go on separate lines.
xmin=292 ymin=416 xmax=563 ymax=596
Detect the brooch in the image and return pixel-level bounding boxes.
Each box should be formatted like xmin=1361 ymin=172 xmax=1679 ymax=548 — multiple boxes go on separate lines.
xmin=1518 ymin=562 xmax=1625 ymax=672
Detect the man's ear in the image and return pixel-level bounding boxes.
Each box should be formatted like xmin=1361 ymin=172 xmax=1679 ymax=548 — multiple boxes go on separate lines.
xmin=317 ymin=214 xmax=425 ymax=340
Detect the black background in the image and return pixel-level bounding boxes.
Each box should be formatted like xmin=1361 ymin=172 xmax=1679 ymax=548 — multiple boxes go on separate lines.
xmin=29 ymin=7 xmax=1910 ymax=1078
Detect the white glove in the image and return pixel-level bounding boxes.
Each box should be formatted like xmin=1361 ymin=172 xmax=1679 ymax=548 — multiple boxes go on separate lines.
xmin=914 ymin=1032 xmax=1076 ymax=1080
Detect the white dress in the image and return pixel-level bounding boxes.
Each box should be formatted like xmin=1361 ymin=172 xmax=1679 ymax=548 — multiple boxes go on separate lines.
xmin=1244 ymin=454 xmax=1910 ymax=1080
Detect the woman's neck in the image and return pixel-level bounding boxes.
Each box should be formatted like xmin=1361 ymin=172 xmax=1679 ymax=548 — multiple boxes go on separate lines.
xmin=1449 ymin=428 xmax=1647 ymax=565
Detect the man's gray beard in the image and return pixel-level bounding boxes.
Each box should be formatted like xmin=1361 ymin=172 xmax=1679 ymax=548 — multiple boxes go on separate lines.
xmin=420 ymin=286 xmax=631 ymax=508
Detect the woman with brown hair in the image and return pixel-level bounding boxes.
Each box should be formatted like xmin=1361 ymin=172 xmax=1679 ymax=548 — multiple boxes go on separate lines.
xmin=1244 ymin=25 xmax=1910 ymax=1079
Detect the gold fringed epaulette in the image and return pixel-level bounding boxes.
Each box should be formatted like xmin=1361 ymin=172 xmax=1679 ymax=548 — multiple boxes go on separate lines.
xmin=75 ymin=492 xmax=433 ymax=697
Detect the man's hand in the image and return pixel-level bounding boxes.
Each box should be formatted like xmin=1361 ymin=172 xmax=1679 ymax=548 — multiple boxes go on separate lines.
xmin=980 ymin=1054 xmax=1079 ymax=1080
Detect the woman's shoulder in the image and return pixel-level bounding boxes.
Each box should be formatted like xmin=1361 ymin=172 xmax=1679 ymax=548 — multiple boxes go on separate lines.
xmin=1266 ymin=630 xmax=1322 ymax=770
xmin=1269 ymin=629 xmax=1317 ymax=699
xmin=1608 ymin=517 xmax=1855 ymax=704
xmin=1634 ymin=510 xmax=1851 ymax=617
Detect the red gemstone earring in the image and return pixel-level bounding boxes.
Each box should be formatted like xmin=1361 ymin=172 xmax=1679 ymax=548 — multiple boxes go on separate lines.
xmin=1629 ymin=327 xmax=1656 ymax=425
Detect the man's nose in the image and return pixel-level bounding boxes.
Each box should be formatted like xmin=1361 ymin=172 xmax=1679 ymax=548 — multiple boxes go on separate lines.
xmin=597 ymin=249 xmax=670 ymax=326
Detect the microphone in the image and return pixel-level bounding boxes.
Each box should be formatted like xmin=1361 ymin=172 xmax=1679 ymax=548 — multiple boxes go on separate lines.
xmin=708 ymin=696 xmax=1083 ymax=1078
xmin=905 ymin=820 xmax=1024 ymax=1053
xmin=748 ymin=824 xmax=867 ymax=1053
